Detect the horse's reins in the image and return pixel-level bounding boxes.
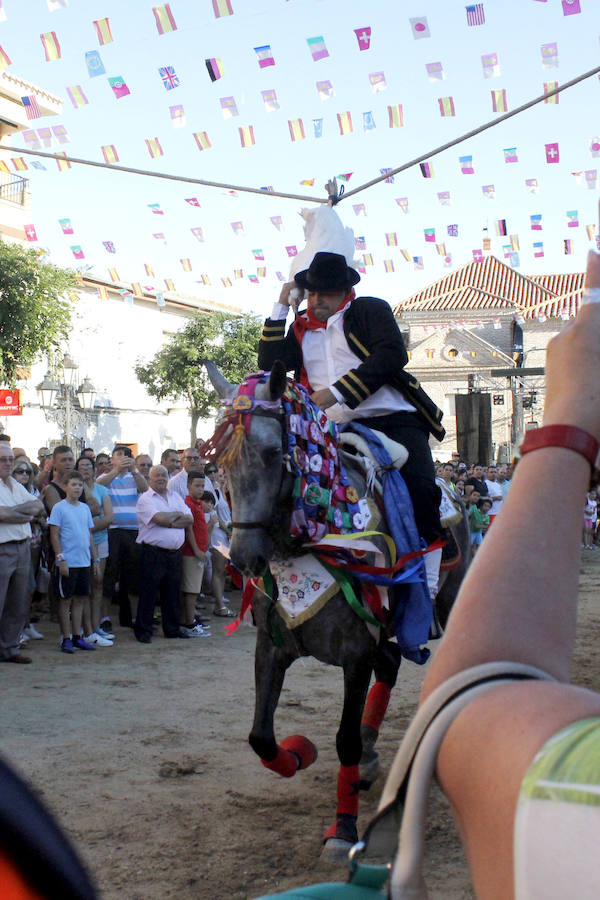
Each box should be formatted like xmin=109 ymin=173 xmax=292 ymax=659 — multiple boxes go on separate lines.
xmin=203 ymin=383 xmax=290 ymax=535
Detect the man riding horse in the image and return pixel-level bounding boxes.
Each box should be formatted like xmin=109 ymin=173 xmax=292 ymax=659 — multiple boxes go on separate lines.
xmin=258 ymin=250 xmax=445 ymax=597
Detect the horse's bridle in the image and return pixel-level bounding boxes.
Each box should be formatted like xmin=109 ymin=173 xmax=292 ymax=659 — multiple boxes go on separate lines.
xmin=227 ymin=401 xmax=291 ymax=535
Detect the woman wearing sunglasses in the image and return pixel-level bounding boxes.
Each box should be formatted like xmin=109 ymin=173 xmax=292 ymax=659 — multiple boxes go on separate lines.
xmin=12 ymin=456 xmax=46 ymax=642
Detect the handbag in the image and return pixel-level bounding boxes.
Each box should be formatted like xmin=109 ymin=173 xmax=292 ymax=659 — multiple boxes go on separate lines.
xmin=35 ymin=545 xmax=51 ymax=593
xmin=253 ymin=662 xmax=553 ymax=900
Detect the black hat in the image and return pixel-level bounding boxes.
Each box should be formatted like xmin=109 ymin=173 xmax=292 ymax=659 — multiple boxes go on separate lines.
xmin=294 ymin=251 xmax=360 ymax=292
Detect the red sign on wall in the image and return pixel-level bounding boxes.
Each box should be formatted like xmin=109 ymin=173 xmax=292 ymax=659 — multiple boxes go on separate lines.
xmin=0 ymin=390 xmax=21 ymax=416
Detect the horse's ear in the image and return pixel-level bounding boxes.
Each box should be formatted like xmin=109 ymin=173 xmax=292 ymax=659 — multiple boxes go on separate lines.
xmin=267 ymin=360 xmax=287 ymax=400
xmin=202 ymin=358 xmax=238 ymax=399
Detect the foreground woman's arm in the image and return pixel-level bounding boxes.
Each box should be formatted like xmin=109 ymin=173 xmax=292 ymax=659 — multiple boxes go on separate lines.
xmin=420 ymin=248 xmax=600 ymax=898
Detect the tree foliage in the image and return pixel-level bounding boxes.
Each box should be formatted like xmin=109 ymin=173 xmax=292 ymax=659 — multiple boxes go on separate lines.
xmin=134 ymin=311 xmax=263 ymax=440
xmin=0 ymin=241 xmax=75 ymax=386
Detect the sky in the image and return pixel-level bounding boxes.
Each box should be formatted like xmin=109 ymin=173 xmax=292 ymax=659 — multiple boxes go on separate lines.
xmin=0 ymin=0 xmax=599 ymax=318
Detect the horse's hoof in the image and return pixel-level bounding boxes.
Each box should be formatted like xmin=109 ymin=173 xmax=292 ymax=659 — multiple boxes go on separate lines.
xmin=359 ymin=750 xmax=380 ymax=787
xmin=320 ymin=838 xmax=354 ymax=862
xmin=281 ymin=735 xmax=318 ymax=770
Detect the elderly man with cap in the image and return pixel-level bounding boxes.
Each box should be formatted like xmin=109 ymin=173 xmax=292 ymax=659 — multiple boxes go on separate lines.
xmin=258 ymin=251 xmax=445 ymax=596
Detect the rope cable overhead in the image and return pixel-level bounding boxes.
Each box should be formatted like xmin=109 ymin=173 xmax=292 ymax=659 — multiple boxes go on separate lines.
xmin=1 ymin=64 xmax=598 ymax=205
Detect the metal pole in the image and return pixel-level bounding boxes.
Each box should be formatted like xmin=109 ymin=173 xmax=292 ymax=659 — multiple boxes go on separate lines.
xmin=65 ymin=387 xmax=71 ymax=448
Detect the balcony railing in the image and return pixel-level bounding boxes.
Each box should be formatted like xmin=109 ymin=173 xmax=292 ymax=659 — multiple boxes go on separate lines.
xmin=0 ymin=175 xmax=28 ymax=206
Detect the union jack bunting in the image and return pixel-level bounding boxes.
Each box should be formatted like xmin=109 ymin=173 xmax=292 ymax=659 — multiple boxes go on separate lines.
xmin=159 ymin=66 xmax=180 ymax=90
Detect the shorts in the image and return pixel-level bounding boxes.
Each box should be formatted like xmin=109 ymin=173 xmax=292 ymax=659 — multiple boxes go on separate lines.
xmin=471 ymin=531 xmax=483 ymax=547
xmin=94 ymin=539 xmax=109 ymax=560
xmin=53 ymin=565 xmax=91 ymax=599
xmin=583 ymin=518 xmax=595 ymax=530
xmin=181 ymin=555 xmax=205 ymax=594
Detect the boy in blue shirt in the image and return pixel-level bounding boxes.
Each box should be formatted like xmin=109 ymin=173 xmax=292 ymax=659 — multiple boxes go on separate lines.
xmin=48 ymin=471 xmax=99 ymax=653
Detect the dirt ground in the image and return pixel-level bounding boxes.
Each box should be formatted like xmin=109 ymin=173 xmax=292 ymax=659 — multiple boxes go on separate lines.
xmin=3 ymin=554 xmax=600 ymax=900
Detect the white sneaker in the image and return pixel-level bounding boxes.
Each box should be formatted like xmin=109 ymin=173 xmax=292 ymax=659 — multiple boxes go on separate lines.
xmin=85 ymin=632 xmax=113 ymax=647
xmin=19 ymin=632 xmax=30 ymax=643
xmin=186 ymin=624 xmax=212 ymax=637
xmin=24 ymin=624 xmax=44 ymax=640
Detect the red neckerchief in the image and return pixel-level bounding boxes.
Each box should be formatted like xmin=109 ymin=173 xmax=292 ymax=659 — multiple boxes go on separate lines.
xmin=291 ymin=290 xmax=354 ymax=390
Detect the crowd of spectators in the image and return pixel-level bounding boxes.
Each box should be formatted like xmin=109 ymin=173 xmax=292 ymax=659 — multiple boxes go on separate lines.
xmin=0 ymin=435 xmax=234 ymax=663
xmin=434 ymin=459 xmax=512 ymax=553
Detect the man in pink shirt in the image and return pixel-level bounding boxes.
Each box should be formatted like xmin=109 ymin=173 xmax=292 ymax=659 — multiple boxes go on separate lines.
xmin=134 ymin=465 xmax=193 ymax=644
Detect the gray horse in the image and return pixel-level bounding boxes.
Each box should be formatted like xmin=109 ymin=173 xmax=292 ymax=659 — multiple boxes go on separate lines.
xmin=204 ymin=361 xmax=469 ymax=858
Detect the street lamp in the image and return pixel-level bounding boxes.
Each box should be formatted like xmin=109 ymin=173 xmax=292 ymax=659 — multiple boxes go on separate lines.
xmin=36 ymin=355 xmax=97 ymax=450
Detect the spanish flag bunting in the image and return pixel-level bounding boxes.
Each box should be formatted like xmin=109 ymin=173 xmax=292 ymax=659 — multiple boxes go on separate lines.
xmin=363 ymin=253 xmax=374 ymax=265
xmin=257 ymin=266 xmax=266 ymax=278
xmin=102 ymin=145 xmax=119 ymax=164
xmin=222 ymin=277 xmax=232 ymax=287
xmin=145 ymin=137 xmax=164 ymax=158
xmin=205 ymin=58 xmax=225 ymax=81
xmin=153 ymin=5 xmax=177 ymax=34
xmin=212 ymin=0 xmax=234 ymax=18
xmin=67 ymin=85 xmax=88 ymax=108
xmin=425 ymin=349 xmax=435 ymax=359
xmin=108 ymin=268 xmax=119 ymax=282
xmin=40 ymin=31 xmax=61 ymax=60
xmin=97 ymin=286 xmax=109 ymax=301
xmin=193 ymin=131 xmax=211 ymax=151
xmin=510 ymin=234 xmax=520 ymax=250
xmin=144 ymin=263 xmax=155 ymax=276
xmin=586 ymin=224 xmax=597 ymax=240
xmin=436 ymin=243 xmax=447 ymax=256
xmin=385 ymin=232 xmax=397 ymax=246
xmin=388 ymin=104 xmax=404 ymax=128
xmin=234 ymin=269 xmax=243 ymax=279
xmin=438 ymin=96 xmax=455 ymax=117
xmin=200 ymin=274 xmax=211 ymax=285
xmin=239 ymin=125 xmax=255 ymax=148
xmin=288 ymin=119 xmax=305 ymax=141
xmin=0 ymin=160 xmax=9 ymax=173
xmin=11 ymin=158 xmax=27 ymax=171
xmin=93 ymin=18 xmax=113 ymax=45
xmin=384 ymin=260 xmax=395 ymax=273
xmin=0 ymin=45 xmax=11 ymax=69
xmin=544 ymin=81 xmax=559 ymax=104
xmin=400 ymin=248 xmax=411 ymax=261
xmin=164 ymin=278 xmax=175 ymax=290
xmin=180 ymin=258 xmax=192 ymax=272
xmin=337 ymin=111 xmax=353 ymax=135
xmin=131 ymin=282 xmax=143 ymax=295
xmin=491 ymin=89 xmax=507 ymax=112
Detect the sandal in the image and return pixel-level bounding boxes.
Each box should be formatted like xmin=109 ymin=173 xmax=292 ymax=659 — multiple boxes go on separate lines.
xmin=213 ymin=605 xmax=235 ymax=617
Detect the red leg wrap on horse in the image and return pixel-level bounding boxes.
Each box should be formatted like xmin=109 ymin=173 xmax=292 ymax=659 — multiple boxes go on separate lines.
xmin=261 ymin=746 xmax=299 ymax=778
xmin=280 ymin=735 xmax=318 ymax=770
xmin=337 ymin=764 xmax=360 ymax=817
xmin=361 ymin=682 xmax=392 ymax=734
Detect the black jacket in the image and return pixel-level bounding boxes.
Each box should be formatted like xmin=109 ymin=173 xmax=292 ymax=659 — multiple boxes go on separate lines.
xmin=258 ymin=296 xmax=445 ymax=441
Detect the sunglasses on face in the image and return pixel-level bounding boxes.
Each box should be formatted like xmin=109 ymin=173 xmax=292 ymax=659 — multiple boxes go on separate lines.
xmin=14 ymin=468 xmax=31 ymax=475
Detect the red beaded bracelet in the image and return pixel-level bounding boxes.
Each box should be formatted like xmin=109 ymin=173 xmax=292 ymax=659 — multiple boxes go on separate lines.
xmin=519 ymin=425 xmax=599 ymax=469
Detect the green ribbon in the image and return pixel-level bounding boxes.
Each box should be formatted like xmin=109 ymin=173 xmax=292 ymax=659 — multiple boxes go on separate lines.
xmin=319 ymin=560 xmax=382 ymax=628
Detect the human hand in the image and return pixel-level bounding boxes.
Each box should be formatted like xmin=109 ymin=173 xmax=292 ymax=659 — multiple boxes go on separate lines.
xmin=310 ymin=388 xmax=337 ymax=410
xmin=59 ymin=560 xmax=69 ymax=576
xmin=278 ymin=281 xmax=297 ymax=307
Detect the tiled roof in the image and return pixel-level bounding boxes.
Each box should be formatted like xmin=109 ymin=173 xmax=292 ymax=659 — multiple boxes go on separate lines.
xmin=395 ymin=256 xmax=584 ymax=319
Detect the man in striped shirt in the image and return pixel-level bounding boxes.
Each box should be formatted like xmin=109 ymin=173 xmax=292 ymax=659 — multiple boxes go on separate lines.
xmin=97 ymin=445 xmax=148 ymax=628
